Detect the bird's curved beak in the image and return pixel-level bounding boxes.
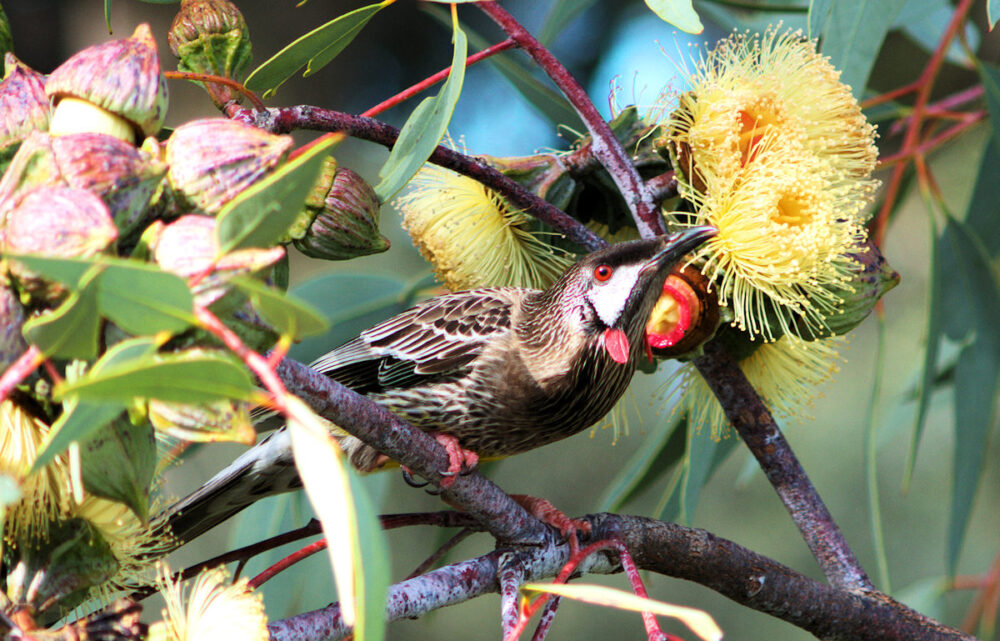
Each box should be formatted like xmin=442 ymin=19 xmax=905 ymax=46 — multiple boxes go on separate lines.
xmin=641 ymin=226 xmax=717 ymax=274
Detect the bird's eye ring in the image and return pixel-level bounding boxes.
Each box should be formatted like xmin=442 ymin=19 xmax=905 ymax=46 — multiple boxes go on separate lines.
xmin=594 ymin=264 xmax=613 ymax=282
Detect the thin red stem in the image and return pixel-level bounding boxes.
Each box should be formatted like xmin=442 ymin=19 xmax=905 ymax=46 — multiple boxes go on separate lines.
xmin=478 ymin=2 xmax=664 ymax=239
xmin=0 ymin=345 xmax=43 ymax=402
xmin=363 ymin=39 xmax=516 ymax=118
xmin=249 ymin=539 xmax=328 ymax=589
xmin=163 ymin=70 xmax=267 ymax=112
xmin=878 ymin=113 xmax=985 ymax=167
xmin=861 ymin=80 xmax=922 ymax=109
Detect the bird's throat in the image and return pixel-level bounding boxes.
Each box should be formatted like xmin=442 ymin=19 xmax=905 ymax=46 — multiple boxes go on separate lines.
xmin=602 ymin=327 xmax=630 ymax=364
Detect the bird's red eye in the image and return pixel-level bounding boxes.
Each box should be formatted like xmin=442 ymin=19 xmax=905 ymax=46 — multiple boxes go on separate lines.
xmin=594 ymin=264 xmax=613 ymax=282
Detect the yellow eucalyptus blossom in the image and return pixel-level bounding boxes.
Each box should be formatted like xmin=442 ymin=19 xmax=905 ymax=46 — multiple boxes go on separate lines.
xmin=667 ymin=334 xmax=846 ymax=439
xmin=665 ymin=27 xmax=877 ymax=194
xmin=74 ymin=496 xmax=173 ymax=595
xmin=149 ymin=565 xmax=268 ymax=641
xmin=397 ymin=162 xmax=572 ymax=291
xmin=0 ymin=399 xmax=71 ymax=543
xmin=682 ymin=142 xmax=869 ymax=339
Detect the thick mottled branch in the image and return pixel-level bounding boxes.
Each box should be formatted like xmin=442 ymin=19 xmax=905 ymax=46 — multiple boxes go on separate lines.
xmin=477 ymin=2 xmax=665 ymax=239
xmin=268 ymin=514 xmax=971 ymax=641
xmin=275 ymin=357 xmax=552 ymax=545
xmin=228 ymin=105 xmax=608 ymax=253
xmin=693 ymin=340 xmax=872 ymax=591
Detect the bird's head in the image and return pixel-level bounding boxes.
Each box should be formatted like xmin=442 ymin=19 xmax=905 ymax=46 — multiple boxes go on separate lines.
xmin=548 ymin=226 xmax=716 ymax=364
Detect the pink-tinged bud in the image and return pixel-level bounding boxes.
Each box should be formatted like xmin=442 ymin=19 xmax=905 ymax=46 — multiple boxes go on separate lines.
xmin=3 ymin=186 xmax=118 ymax=301
xmin=168 ymin=0 xmax=252 ymax=81
xmin=0 ymin=54 xmax=50 ymax=173
xmin=0 ymin=131 xmax=166 ymax=239
xmin=165 ymin=118 xmax=293 ymax=215
xmin=46 ymin=24 xmax=168 ymax=141
xmin=153 ymin=214 xmax=284 ymax=307
xmin=292 ymin=162 xmax=390 ymax=260
xmin=646 ymin=265 xmax=720 ymax=359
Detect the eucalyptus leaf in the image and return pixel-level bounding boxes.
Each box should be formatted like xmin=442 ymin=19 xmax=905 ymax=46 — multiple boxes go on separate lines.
xmin=22 ymin=268 xmax=102 ymax=359
xmin=231 ymin=276 xmax=329 ymax=341
xmin=374 ymin=15 xmax=466 ymax=201
xmin=245 ymin=1 xmax=393 ymax=98
xmin=597 ymin=415 xmax=686 ymax=512
xmin=977 ymin=61 xmax=1000 ymax=156
xmin=55 ymin=350 xmax=256 ymax=404
xmin=539 ymin=0 xmax=599 ymax=45
xmin=216 ymin=136 xmax=337 ymax=253
xmin=820 ymin=0 xmax=907 ymax=97
xmin=79 ymin=415 xmax=157 ymax=520
xmin=809 ymin=0 xmax=834 ymax=38
xmin=643 ymin=0 xmax=703 ymax=34
xmin=97 ymin=262 xmax=196 ymax=335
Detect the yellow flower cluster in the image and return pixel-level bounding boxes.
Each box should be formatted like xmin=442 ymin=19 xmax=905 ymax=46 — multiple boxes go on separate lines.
xmin=150 ymin=565 xmax=269 ymax=641
xmin=663 ymin=27 xmax=878 ymax=341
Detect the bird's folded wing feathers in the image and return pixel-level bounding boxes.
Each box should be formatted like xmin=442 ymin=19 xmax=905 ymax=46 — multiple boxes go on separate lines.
xmin=310 ymin=289 xmax=519 ymax=388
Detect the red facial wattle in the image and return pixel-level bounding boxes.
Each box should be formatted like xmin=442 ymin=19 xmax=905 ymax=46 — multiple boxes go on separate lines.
xmin=602 ymin=327 xmax=630 ymax=364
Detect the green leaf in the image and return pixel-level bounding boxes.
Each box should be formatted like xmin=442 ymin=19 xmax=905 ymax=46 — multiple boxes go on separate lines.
xmin=539 ymin=0 xmax=599 ymax=45
xmin=597 ymin=416 xmax=686 ymax=512
xmin=216 ymin=136 xmax=337 ymax=253
xmin=347 ymin=460 xmax=390 ymax=641
xmin=231 ymin=276 xmax=329 ymax=340
xmin=964 ymin=130 xmax=1000 ymax=256
xmin=287 ymin=272 xmax=425 ymax=363
xmin=644 ymin=0 xmax=703 ymax=34
xmin=938 ymin=217 xmax=1000 ymax=572
xmin=31 ymin=338 xmax=159 ymax=473
xmin=286 ymin=398 xmax=362 ymax=629
xmin=98 ymin=262 xmax=195 ymax=335
xmin=80 ymin=415 xmax=157 ymax=520
xmin=6 ymin=254 xmax=94 ymax=288
xmin=56 ymin=349 xmax=256 ymax=404
xmin=809 ymin=0 xmax=834 ymax=39
xmin=520 ymin=583 xmax=722 ymax=641
xmin=820 ymin=0 xmax=907 ymax=98
xmin=990 ymin=0 xmax=1000 ymax=29
xmin=897 ymin=0 xmax=978 ymax=66
xmin=977 ymin=61 xmax=1000 ymax=155
xmin=245 ymin=1 xmax=393 ymax=98
xmin=22 ymin=267 xmax=102 ymax=359
xmin=374 ymin=14 xmax=467 ymax=202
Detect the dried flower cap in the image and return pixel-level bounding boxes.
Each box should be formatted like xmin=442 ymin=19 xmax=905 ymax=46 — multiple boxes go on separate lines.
xmin=46 ymin=24 xmax=168 ymax=140
xmin=165 ymin=118 xmax=293 ymax=215
xmin=169 ymin=0 xmax=252 ymax=81
xmin=397 ymin=162 xmax=571 ymax=290
xmin=0 ymin=53 xmax=49 ymax=171
xmin=149 ymin=565 xmax=268 ymax=641
xmin=663 ymin=27 xmax=877 ymax=194
xmin=0 ymin=131 xmax=166 ymax=238
xmin=646 ymin=264 xmax=720 ymax=358
xmin=292 ymin=160 xmax=390 ymax=260
xmin=154 ymin=214 xmax=284 ymax=307
xmin=3 ymin=186 xmax=118 ymax=300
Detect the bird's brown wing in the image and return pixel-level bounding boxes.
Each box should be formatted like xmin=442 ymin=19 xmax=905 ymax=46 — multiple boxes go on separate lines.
xmin=310 ymin=288 xmax=519 ymax=393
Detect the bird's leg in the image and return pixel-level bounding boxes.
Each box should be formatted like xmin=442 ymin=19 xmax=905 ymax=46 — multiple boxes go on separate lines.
xmin=509 ymin=494 xmax=592 ymax=552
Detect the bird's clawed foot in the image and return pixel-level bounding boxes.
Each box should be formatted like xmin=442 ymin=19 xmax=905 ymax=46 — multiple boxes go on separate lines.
xmin=399 ymin=433 xmax=479 ymax=493
xmin=511 ymin=494 xmax=592 ymax=553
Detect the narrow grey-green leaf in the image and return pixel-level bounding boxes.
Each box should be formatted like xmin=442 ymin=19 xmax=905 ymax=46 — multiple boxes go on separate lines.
xmin=539 ymin=0 xmax=599 ymax=45
xmin=22 ymin=268 xmax=102 ymax=359
xmin=964 ymin=130 xmax=1000 ymax=256
xmin=245 ymin=1 xmax=393 ymax=98
xmin=820 ymin=0 xmax=907 ymax=97
xmin=990 ymin=0 xmax=1000 ymax=29
xmin=216 ymin=136 xmax=336 ymax=253
xmin=348 ymin=464 xmax=390 ymax=641
xmin=98 ymin=262 xmax=195 ymax=335
xmin=976 ymin=61 xmax=1000 ymax=154
xmin=809 ymin=0 xmax=834 ymax=38
xmin=56 ymin=350 xmax=256 ymax=404
xmin=939 ymin=217 xmax=1000 ymax=572
xmin=231 ymin=275 xmax=329 ymax=340
xmin=597 ymin=416 xmax=686 ymax=512
xmin=644 ymin=0 xmax=703 ymax=34
xmin=374 ymin=17 xmax=467 ymax=202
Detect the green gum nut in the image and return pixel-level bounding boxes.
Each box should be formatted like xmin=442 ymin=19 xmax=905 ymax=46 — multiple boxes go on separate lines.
xmin=46 ymin=24 xmax=168 ymax=143
xmin=165 ymin=118 xmax=293 ymax=215
xmin=0 ymin=53 xmax=50 ymax=174
xmin=292 ymin=161 xmax=390 ymax=260
xmin=168 ymin=0 xmax=252 ymax=81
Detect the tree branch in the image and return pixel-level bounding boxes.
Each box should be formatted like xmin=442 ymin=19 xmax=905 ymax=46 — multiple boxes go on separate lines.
xmin=268 ymin=514 xmax=972 ymax=641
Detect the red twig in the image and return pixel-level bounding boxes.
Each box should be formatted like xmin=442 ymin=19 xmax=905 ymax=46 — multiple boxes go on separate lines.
xmin=363 ymin=38 xmax=516 ymax=118
xmin=861 ymin=80 xmax=922 ymax=109
xmin=0 ymin=345 xmax=43 ymax=402
xmin=249 ymin=539 xmax=328 ymax=589
xmin=872 ymin=0 xmax=976 ymax=245
xmin=878 ymin=112 xmax=985 ymax=167
xmin=163 ymin=70 xmax=267 ymax=112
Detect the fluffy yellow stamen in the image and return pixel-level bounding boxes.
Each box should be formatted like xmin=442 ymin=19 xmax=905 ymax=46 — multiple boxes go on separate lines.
xmin=150 ymin=565 xmax=268 ymax=641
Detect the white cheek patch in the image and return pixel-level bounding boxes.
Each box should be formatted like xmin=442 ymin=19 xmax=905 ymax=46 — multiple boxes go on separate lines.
xmin=587 ymin=263 xmax=643 ymax=327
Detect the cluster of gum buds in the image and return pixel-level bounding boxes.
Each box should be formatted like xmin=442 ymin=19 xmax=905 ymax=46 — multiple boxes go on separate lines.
xmin=0 ymin=2 xmax=385 ymax=637
xmin=398 ymin=28 xmax=898 ymax=438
